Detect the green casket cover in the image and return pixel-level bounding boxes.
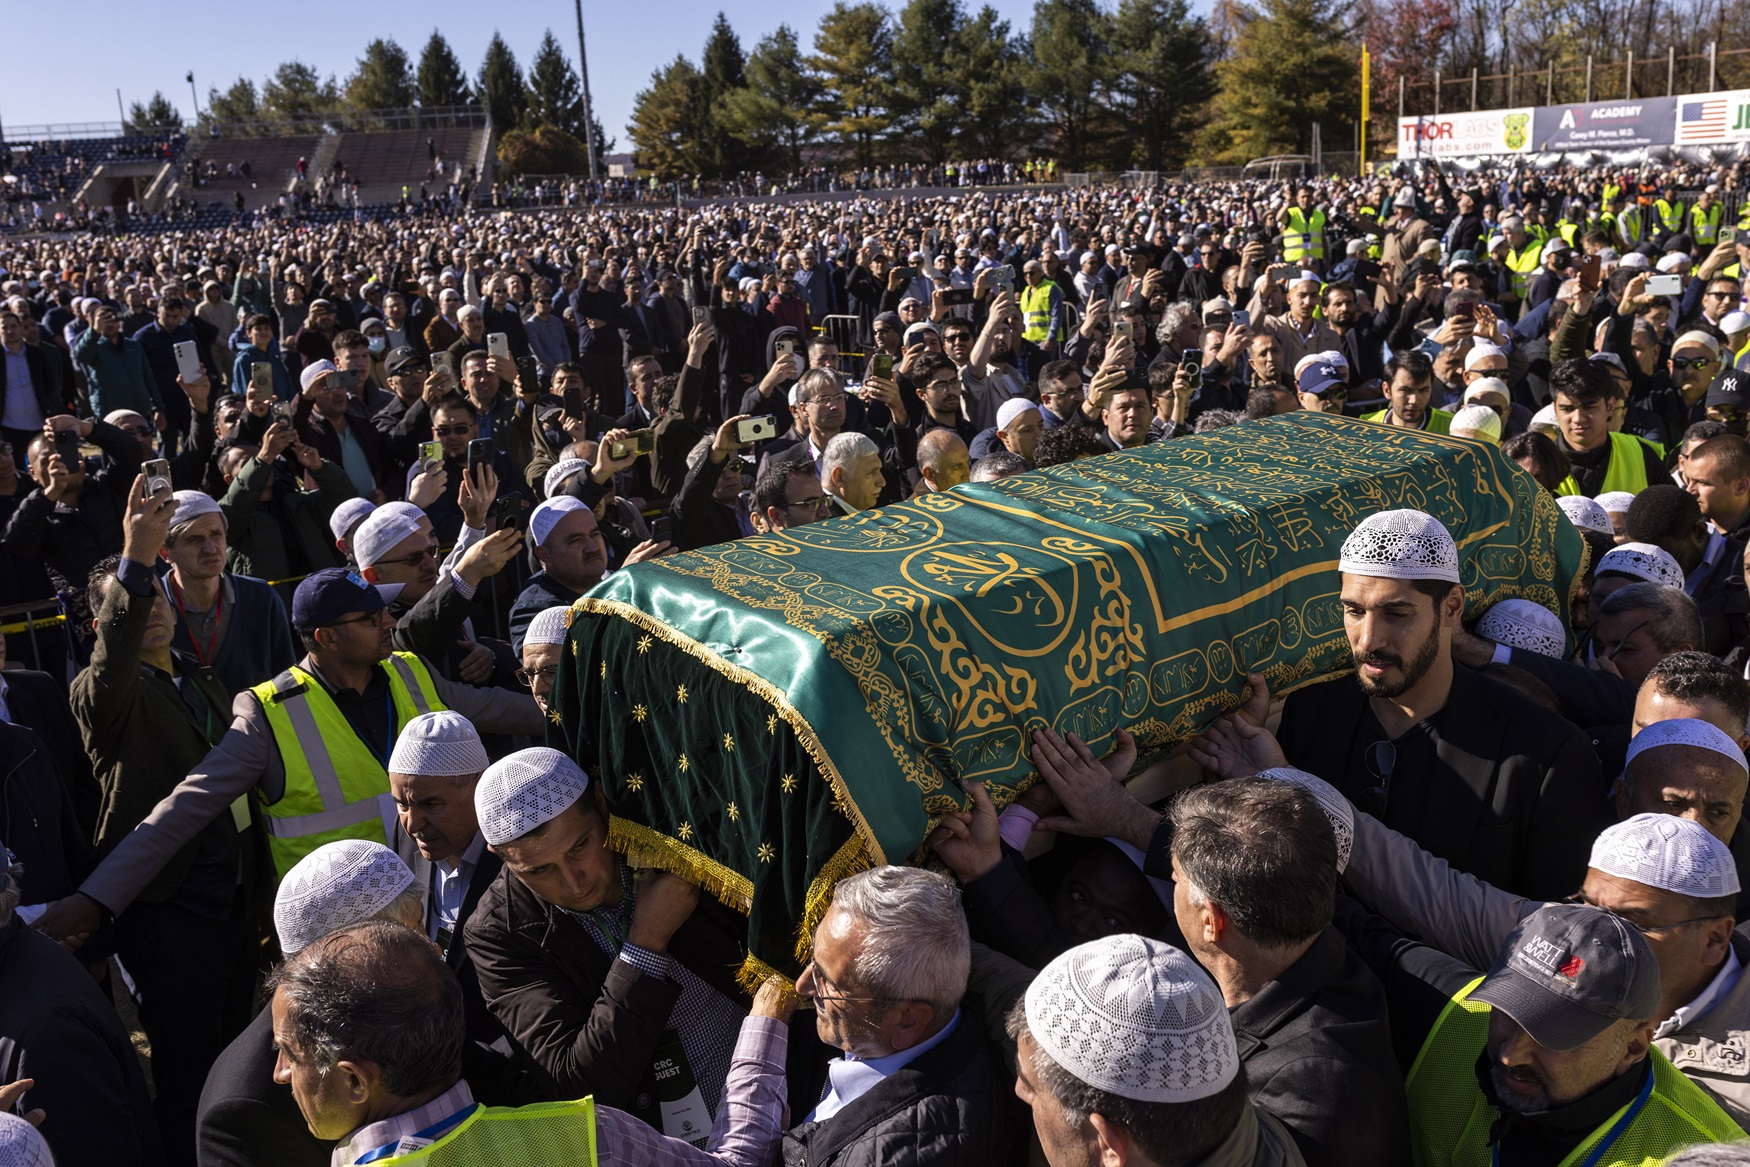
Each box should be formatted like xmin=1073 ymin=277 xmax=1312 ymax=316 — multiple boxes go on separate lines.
xmin=546 ymin=411 xmax=1586 ymax=985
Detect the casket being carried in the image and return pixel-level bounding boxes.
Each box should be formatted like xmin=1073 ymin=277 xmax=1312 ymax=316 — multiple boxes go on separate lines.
xmin=547 ymin=412 xmax=1585 ymax=985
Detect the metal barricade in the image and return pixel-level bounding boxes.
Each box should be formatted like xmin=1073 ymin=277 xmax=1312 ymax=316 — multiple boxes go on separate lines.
xmin=817 ymin=314 xmax=868 ymax=376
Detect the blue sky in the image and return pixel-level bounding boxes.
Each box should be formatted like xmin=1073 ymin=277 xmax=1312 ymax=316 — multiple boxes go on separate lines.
xmin=2 ymin=1 xmax=1042 ymax=146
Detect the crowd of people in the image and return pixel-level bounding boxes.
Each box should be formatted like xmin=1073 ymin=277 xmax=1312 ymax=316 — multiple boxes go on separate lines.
xmin=10 ymin=159 xmax=1750 ymax=1165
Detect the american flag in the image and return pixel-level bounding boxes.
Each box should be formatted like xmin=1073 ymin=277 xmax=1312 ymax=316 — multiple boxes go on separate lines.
xmin=1680 ymin=98 xmax=1729 ymax=141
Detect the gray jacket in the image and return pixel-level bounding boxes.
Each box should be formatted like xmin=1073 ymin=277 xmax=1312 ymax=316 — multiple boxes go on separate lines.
xmin=81 ymin=655 xmax=544 ymax=916
xmin=1345 ymin=803 xmax=1750 ymax=1131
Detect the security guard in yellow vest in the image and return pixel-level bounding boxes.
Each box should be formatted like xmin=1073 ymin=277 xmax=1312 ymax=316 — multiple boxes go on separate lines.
xmin=1398 ymin=904 xmax=1739 ymax=1166
xmin=1278 ymin=187 xmax=1327 ymax=266
xmin=1692 ymin=187 xmax=1724 ymax=247
xmin=32 ymin=568 xmax=546 ymax=942
xmin=1500 ymin=215 xmax=1542 ymax=305
xmin=1019 ymin=259 xmax=1063 ymax=353
xmin=1656 ymin=187 xmax=1689 ymax=242
xmin=275 ymin=920 xmax=798 ymax=1166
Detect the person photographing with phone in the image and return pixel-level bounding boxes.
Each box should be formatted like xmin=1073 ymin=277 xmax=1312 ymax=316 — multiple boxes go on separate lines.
xmin=293 ymin=360 xmax=390 ymax=503
xmin=4 ymin=411 xmax=145 ymax=599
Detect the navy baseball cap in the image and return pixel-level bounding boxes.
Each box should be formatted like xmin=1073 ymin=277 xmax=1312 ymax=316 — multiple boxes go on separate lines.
xmin=1297 ymin=362 xmax=1348 ymax=397
xmin=292 ymin=568 xmax=387 ymax=633
xmin=1706 ymin=369 xmax=1750 ymax=410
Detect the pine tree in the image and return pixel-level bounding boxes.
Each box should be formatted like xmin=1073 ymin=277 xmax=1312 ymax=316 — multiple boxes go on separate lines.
xmin=206 ymin=79 xmax=260 ymax=129
xmin=477 ymin=32 xmax=528 ymax=130
xmin=955 ymin=8 xmax=1034 ymax=161
xmin=629 ymin=56 xmax=705 ymax=180
xmin=1029 ymin=0 xmax=1112 ymax=172
xmin=890 ymin=0 xmax=965 ymax=164
xmin=524 ymin=30 xmax=585 ymax=139
xmin=699 ymin=13 xmax=750 ymax=176
xmin=261 ymin=61 xmax=340 ymax=125
xmin=1209 ymin=0 xmax=1360 ymax=161
xmin=416 ymin=30 xmax=472 ymax=108
xmin=126 ymin=92 xmax=183 ymax=133
xmin=346 ymin=38 xmax=415 ymax=113
xmin=1109 ymin=0 xmax=1216 ymax=170
xmin=721 ymin=25 xmax=825 ymax=173
xmin=811 ymin=2 xmax=894 ymax=169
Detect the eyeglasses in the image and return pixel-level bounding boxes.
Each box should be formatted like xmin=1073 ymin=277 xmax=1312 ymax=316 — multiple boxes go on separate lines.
xmin=943 ymin=333 xmax=972 ymax=344
xmin=785 ymin=495 xmax=832 ymax=511
xmin=373 ymin=545 xmax=438 ymax=569
xmin=1562 ymin=893 xmax=1728 ymax=935
xmin=802 ymin=959 xmax=899 ymax=1004
xmin=1672 ymin=357 xmax=1717 ymax=370
xmin=515 ymin=665 xmax=559 ymax=686
xmin=924 ymin=377 xmax=960 ymax=392
xmin=433 ymin=424 xmax=474 ymax=437
xmin=806 ymin=394 xmax=847 ymax=407
xmin=328 ymin=609 xmax=390 ymax=629
xmin=1705 ymin=290 xmax=1736 ymax=298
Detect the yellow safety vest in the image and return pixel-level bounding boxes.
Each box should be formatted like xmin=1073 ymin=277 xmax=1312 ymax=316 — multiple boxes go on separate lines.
xmin=1019 ymin=282 xmax=1057 ymax=344
xmin=1618 ymin=206 xmax=1645 ymax=247
xmin=1657 ymin=198 xmax=1687 ymax=233
xmin=253 ymin=652 xmax=445 ymax=878
xmin=375 ymin=1097 xmax=598 ymax=1165
xmin=1557 ymin=221 xmax=1582 ymax=247
xmin=1692 ymin=203 xmax=1723 ymax=246
xmin=1504 ymin=243 xmax=1542 ymax=299
xmin=1406 ymin=978 xmax=1740 ymax=1166
xmin=1284 ymin=207 xmax=1327 ymax=262
xmin=1361 ymin=407 xmax=1454 ymax=434
xmin=1555 ymin=430 xmax=1652 ymax=499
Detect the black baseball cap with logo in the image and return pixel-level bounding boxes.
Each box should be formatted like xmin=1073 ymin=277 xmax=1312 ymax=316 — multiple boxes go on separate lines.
xmin=1472 ymin=903 xmax=1661 ymax=1051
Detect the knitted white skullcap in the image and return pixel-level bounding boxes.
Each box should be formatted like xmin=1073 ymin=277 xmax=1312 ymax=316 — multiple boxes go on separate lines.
xmin=1625 ymin=718 xmax=1749 ymax=775
xmin=523 ymin=604 xmax=573 ymax=648
xmin=1589 ymin=813 xmax=1741 ymax=899
xmin=1529 ymin=404 xmax=1558 ymax=436
xmin=1317 ymin=348 xmax=1350 ymax=371
xmin=1463 ymin=377 xmax=1510 ymax=406
xmin=1674 ymin=330 xmax=1723 ymax=358
xmin=530 ymin=496 xmax=590 ymax=548
xmin=352 ymin=506 xmax=425 ymax=570
xmin=1595 ymin=491 xmax=1637 ymax=515
xmin=0 ymin=1113 xmax=52 ymax=1167
xmin=274 ymin=840 xmax=416 ymax=955
xmin=388 ymin=711 xmax=489 ymax=778
xmin=169 ymin=489 xmax=224 ymax=533
xmin=1463 ymin=341 xmax=1507 ymax=372
xmin=1256 ymin=767 xmax=1355 ymax=873
xmin=330 ymin=496 xmax=377 ymax=544
xmin=996 ymin=398 xmax=1041 ymax=431
xmin=543 ymin=458 xmax=590 ymax=500
xmin=1450 ymin=405 xmax=1502 ymax=443
xmin=1338 ymin=509 xmax=1460 ymax=583
xmin=1024 ymin=935 xmax=1239 ymax=1102
xmin=1476 ymin=598 xmax=1566 ymax=659
xmin=1556 ymin=495 xmax=1613 ymax=536
xmin=299 ymin=358 xmax=337 ymax=394
xmin=476 ymin=748 xmax=591 ymax=845
xmin=1595 ymin=542 xmax=1684 ymax=590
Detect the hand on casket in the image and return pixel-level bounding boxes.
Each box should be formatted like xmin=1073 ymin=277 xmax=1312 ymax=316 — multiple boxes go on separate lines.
xmin=626 ymin=871 xmax=701 ymax=955
xmin=1029 ymin=728 xmax=1158 ymax=853
xmin=1188 ymin=715 xmax=1290 ymax=780
xmin=928 ymin=781 xmax=1003 ymax=883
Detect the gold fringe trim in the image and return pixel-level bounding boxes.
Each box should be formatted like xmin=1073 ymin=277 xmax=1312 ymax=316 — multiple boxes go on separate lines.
xmin=796 ymin=833 xmax=876 ymax=963
xmin=575 ymin=596 xmax=887 ymax=866
xmin=609 ymin=816 xmax=755 ymax=913
xmin=735 ymin=952 xmax=803 ymax=1005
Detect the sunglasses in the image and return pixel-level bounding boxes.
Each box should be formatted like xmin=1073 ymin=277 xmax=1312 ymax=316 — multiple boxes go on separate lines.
xmin=432 ymin=425 xmax=473 ymax=437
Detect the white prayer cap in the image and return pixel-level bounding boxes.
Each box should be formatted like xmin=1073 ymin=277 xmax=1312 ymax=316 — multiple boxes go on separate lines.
xmin=996 ymin=399 xmax=1040 ymax=431
xmin=1257 ymin=767 xmax=1355 ymax=873
xmin=104 ymin=408 xmax=149 ymax=428
xmin=1289 ymin=269 xmax=1320 ymax=288
xmin=1590 ymin=813 xmax=1740 ymax=899
xmin=1317 ymin=348 xmax=1350 ymax=371
xmin=169 ymin=489 xmax=224 ymax=533
xmin=523 ymin=605 xmax=573 ymax=648
xmin=1529 ymin=404 xmax=1559 ymax=437
xmin=0 ymin=1112 xmax=52 ymax=1167
xmin=299 ymin=358 xmax=337 ymax=394
xmin=543 ymin=458 xmax=590 ymax=500
xmin=330 ymin=496 xmax=377 ymax=544
xmin=1463 ymin=377 xmax=1510 ymax=406
xmin=1476 ymin=598 xmax=1565 ymax=659
xmin=476 ymin=748 xmax=591 ymax=845
xmin=1625 ymin=718 xmax=1749 ymax=775
xmin=1595 ymin=542 xmax=1684 ymax=590
xmin=1722 ymin=311 xmax=1750 ymax=337
xmin=1674 ymin=330 xmax=1724 ymax=359
xmin=388 ymin=711 xmax=489 ymax=778
xmin=1657 ymin=252 xmax=1691 ymax=274
xmin=1339 ymin=509 xmax=1460 ymax=584
xmin=274 ymin=840 xmax=416 ymax=955
xmin=1463 ymin=341 xmax=1507 ymax=372
xmin=352 ymin=506 xmax=425 ymax=570
xmin=1450 ymin=405 xmax=1502 ymax=444
xmin=1619 ymin=251 xmax=1651 ymax=271
xmin=1024 ymin=935 xmax=1238 ymax=1103
xmin=1592 ymin=493 xmax=1635 ymax=519
xmin=1556 ymin=495 xmax=1613 ymax=536
xmin=530 ymin=496 xmax=590 ymax=548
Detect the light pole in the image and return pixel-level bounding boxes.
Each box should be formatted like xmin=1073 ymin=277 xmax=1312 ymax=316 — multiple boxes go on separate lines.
xmin=573 ymin=0 xmax=600 ymax=182
xmin=187 ymin=71 xmax=202 ymax=126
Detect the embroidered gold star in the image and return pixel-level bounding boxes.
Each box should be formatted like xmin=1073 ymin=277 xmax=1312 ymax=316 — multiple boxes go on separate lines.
xmin=632 ymin=703 xmax=648 ymax=723
xmin=677 ymin=684 xmax=689 ymax=704
xmin=546 ymin=707 xmax=562 ymax=725
xmin=780 ymin=773 xmax=797 ymax=793
xmin=726 ymin=801 xmax=741 ymax=822
xmin=678 ymin=753 xmax=690 ymax=774
xmin=757 ymin=842 xmax=774 ymax=863
xmin=597 ymin=659 xmax=603 ymax=675
xmin=626 ymin=773 xmax=644 ymax=792
xmin=722 ymin=732 xmax=735 ymax=752
xmin=677 ymin=821 xmax=693 ymax=840
xmin=766 ymin=714 xmax=777 ymax=734
xmin=636 ymin=634 xmax=653 ymax=654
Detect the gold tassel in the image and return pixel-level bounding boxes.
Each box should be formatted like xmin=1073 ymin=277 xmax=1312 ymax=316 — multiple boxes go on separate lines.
xmin=794 ymin=834 xmax=876 ymax=963
xmin=608 ymin=817 xmax=755 ymax=913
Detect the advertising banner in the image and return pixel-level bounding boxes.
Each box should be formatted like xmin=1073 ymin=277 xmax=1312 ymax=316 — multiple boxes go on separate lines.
xmin=1675 ymin=90 xmax=1750 ymax=144
xmin=1398 ymin=109 xmax=1534 ymax=158
xmin=1532 ymin=98 xmax=1677 ymax=150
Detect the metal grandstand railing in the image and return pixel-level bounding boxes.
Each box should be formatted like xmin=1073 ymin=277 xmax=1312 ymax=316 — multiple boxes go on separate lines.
xmin=197 ymin=105 xmax=486 ymax=140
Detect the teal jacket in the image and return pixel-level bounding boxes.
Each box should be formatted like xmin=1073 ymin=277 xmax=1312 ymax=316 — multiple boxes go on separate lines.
xmin=72 ymin=328 xmax=160 ymax=418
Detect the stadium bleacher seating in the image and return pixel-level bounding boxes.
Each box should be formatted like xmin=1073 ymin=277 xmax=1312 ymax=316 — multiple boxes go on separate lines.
xmin=1 ymin=134 xmax=184 ymax=202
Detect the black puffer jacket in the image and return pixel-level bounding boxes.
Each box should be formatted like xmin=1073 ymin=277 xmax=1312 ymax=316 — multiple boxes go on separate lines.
xmin=781 ymin=997 xmax=1020 ymax=1167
